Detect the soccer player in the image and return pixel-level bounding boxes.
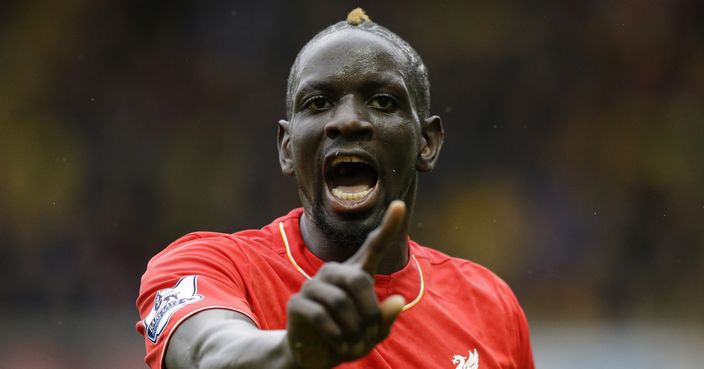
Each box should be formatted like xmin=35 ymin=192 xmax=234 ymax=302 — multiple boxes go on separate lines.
xmin=137 ymin=8 xmax=534 ymax=369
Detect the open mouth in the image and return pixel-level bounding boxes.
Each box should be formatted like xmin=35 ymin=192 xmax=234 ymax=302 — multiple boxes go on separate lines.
xmin=324 ymin=155 xmax=380 ymax=212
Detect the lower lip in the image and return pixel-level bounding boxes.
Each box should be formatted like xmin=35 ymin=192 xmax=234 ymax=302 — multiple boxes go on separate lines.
xmin=325 ymin=182 xmax=380 ymax=213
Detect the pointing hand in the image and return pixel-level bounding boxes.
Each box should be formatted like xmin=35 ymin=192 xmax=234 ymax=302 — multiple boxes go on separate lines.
xmin=286 ymin=201 xmax=408 ymax=369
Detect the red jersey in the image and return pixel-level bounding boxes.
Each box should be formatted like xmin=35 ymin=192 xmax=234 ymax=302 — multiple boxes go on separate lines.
xmin=136 ymin=208 xmax=534 ymax=369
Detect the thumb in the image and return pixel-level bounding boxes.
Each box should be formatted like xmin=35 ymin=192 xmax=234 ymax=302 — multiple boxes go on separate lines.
xmin=379 ymin=295 xmax=406 ymax=328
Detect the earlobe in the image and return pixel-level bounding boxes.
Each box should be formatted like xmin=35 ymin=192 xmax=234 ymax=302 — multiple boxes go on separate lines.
xmin=416 ymin=115 xmax=444 ymax=172
xmin=277 ymin=119 xmax=295 ymax=176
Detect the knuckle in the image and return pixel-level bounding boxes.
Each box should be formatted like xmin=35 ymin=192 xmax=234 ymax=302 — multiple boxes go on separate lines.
xmin=348 ymin=272 xmax=373 ymax=290
xmin=318 ymin=262 xmax=341 ymax=277
xmin=328 ymin=327 xmax=343 ymax=341
xmin=299 ymin=279 xmax=318 ymax=293
xmin=330 ymin=292 xmax=352 ymax=311
xmin=287 ymin=294 xmax=301 ymax=310
xmin=309 ymin=306 xmax=327 ymax=325
xmin=287 ymin=297 xmax=307 ymax=319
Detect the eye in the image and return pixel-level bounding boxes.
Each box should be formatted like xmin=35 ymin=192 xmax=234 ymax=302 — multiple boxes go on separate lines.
xmin=368 ymin=94 xmax=399 ymax=111
xmin=302 ymin=96 xmax=333 ymax=112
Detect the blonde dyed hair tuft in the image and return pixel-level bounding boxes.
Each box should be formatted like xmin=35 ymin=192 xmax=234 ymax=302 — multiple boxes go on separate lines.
xmin=346 ymin=8 xmax=370 ymax=25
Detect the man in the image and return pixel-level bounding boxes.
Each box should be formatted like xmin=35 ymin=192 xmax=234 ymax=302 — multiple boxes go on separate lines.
xmin=136 ymin=8 xmax=534 ymax=369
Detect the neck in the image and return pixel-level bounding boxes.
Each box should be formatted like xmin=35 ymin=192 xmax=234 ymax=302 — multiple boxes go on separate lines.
xmin=299 ymin=212 xmax=409 ymax=275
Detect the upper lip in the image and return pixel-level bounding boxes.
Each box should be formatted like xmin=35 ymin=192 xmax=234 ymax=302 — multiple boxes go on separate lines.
xmin=322 ymin=149 xmax=379 ymax=176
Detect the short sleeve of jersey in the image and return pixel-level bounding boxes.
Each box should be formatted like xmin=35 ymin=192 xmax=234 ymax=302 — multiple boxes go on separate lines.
xmin=135 ymin=233 xmax=258 ymax=369
xmin=454 ymin=254 xmax=536 ymax=369
xmin=494 ymin=274 xmax=535 ymax=369
xmin=511 ymin=292 xmax=535 ymax=368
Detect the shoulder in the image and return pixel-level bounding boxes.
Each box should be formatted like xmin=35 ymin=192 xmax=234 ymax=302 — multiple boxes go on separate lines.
xmin=412 ymin=242 xmax=507 ymax=284
xmin=146 ymin=230 xmax=267 ymax=269
xmin=145 ymin=209 xmax=302 ymax=271
xmin=411 ymin=241 xmax=534 ymax=366
xmin=411 ymin=241 xmax=522 ymax=310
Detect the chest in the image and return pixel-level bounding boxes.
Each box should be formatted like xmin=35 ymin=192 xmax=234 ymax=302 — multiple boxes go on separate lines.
xmin=240 ymin=252 xmax=519 ymax=369
xmin=351 ymin=289 xmax=519 ymax=369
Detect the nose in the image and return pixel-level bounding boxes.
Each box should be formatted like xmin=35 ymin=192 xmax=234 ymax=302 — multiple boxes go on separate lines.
xmin=324 ymin=96 xmax=373 ymax=140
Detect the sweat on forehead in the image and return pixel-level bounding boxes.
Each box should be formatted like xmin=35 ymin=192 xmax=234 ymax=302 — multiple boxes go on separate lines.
xmin=285 ymin=15 xmax=431 ymax=120
xmin=295 ymin=29 xmax=408 ymax=80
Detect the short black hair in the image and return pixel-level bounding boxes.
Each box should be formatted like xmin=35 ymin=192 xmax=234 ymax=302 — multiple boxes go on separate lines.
xmin=286 ymin=14 xmax=431 ymax=120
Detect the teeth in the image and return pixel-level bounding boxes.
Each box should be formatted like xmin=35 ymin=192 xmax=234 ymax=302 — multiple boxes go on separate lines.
xmin=331 ymin=186 xmax=372 ymax=201
xmin=331 ymin=155 xmax=367 ymax=167
xmin=328 ymin=155 xmax=374 ymax=202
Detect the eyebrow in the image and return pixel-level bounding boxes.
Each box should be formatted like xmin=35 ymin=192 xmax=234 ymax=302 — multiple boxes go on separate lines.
xmin=294 ymin=80 xmax=336 ymax=100
xmin=294 ymin=74 xmax=409 ymax=104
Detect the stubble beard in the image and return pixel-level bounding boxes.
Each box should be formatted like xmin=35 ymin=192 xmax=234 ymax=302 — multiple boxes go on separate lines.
xmin=310 ymin=192 xmax=386 ymax=252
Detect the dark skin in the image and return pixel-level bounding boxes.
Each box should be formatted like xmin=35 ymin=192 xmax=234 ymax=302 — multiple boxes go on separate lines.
xmin=165 ymin=29 xmax=444 ymax=369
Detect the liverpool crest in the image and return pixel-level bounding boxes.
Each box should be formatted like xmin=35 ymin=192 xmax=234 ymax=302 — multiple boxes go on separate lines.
xmin=452 ymin=348 xmax=479 ymax=369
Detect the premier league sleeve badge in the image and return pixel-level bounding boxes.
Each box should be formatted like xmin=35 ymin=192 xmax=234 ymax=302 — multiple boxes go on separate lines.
xmin=144 ymin=275 xmax=204 ymax=343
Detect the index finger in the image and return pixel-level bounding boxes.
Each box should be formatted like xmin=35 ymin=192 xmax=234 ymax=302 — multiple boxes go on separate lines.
xmin=346 ymin=200 xmax=407 ymax=275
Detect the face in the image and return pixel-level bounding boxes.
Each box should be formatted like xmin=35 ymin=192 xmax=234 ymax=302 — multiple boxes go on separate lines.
xmin=278 ymin=29 xmax=443 ymax=246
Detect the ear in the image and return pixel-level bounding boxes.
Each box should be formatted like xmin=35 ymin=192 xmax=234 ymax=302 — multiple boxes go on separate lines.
xmin=277 ymin=119 xmax=295 ymax=176
xmin=416 ymin=115 xmax=444 ymax=172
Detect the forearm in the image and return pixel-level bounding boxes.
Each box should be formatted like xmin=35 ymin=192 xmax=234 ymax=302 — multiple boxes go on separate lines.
xmin=195 ymin=324 xmax=295 ymax=369
xmin=165 ymin=311 xmax=299 ymax=369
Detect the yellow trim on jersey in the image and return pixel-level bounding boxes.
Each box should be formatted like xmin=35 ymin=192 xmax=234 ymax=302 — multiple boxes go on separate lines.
xmin=280 ymin=221 xmax=313 ymax=279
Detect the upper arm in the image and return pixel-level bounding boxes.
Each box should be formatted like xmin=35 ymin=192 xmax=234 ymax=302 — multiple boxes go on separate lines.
xmin=165 ymin=309 xmax=258 ymax=369
xmin=136 ymin=237 xmax=258 ymax=368
xmin=501 ymin=283 xmax=534 ymax=369
xmin=513 ymin=302 xmax=535 ymax=369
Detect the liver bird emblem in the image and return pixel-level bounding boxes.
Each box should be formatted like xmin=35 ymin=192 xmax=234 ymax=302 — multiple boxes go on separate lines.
xmin=452 ymin=348 xmax=479 ymax=369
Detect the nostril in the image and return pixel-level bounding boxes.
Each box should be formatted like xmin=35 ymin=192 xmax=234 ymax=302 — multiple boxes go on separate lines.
xmin=324 ymin=123 xmax=342 ymax=139
xmin=325 ymin=119 xmax=373 ymax=140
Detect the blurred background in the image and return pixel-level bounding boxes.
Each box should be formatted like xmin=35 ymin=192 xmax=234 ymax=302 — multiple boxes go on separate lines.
xmin=1 ymin=0 xmax=702 ymax=368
